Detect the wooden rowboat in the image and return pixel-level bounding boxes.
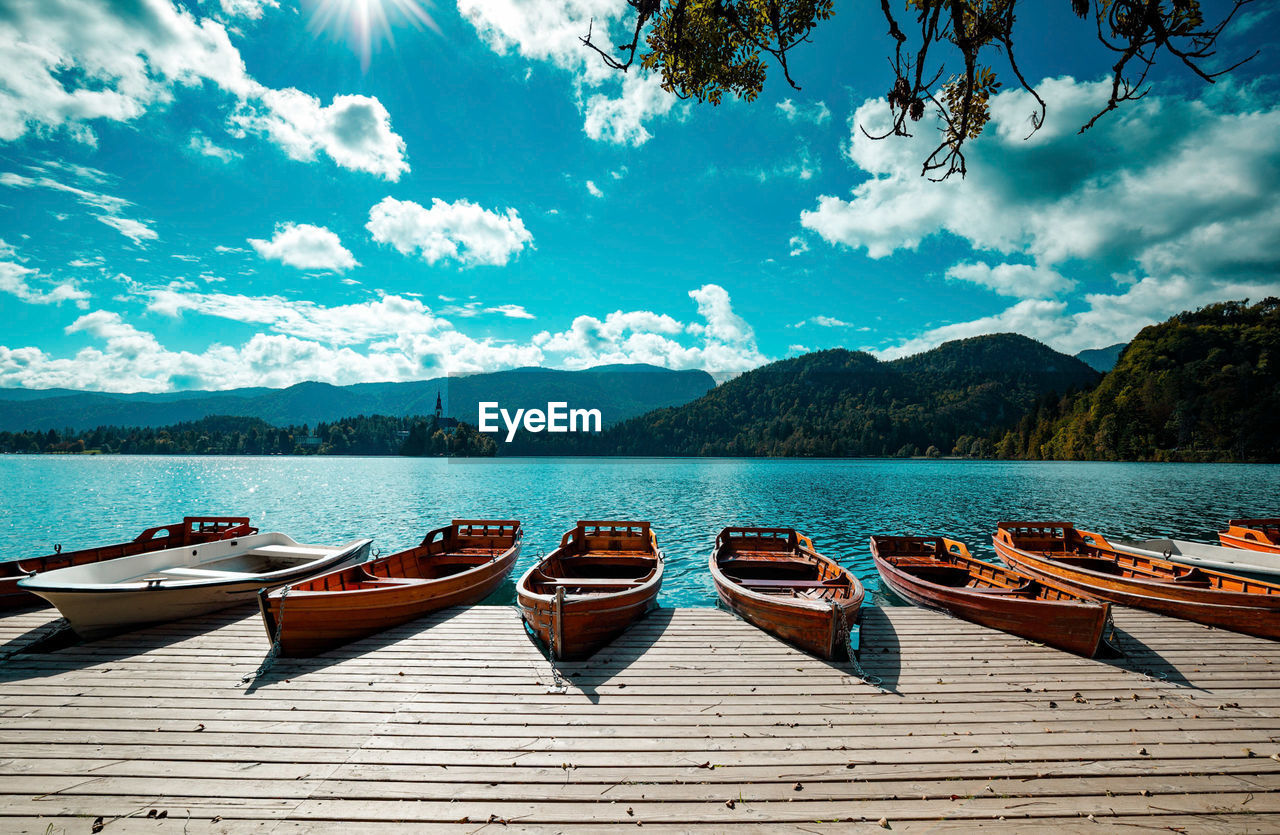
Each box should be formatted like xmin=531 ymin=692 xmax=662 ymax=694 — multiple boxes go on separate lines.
xmin=259 ymin=520 xmax=522 ymax=656
xmin=870 ymin=534 xmax=1111 ymax=657
xmin=993 ymin=522 xmax=1280 ymax=641
xmin=0 ymin=517 xmax=255 ymax=612
xmin=19 ymin=532 xmax=371 ymax=640
xmin=516 ymin=521 xmax=663 ymax=660
xmin=710 ymin=527 xmax=863 ymax=660
xmin=1220 ymin=519 xmax=1280 ymax=555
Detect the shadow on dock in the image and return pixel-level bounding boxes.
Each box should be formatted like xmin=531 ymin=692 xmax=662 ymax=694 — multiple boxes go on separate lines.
xmin=0 ymin=604 xmax=258 ymax=683
xmin=548 ymin=607 xmax=674 ymax=705
xmin=854 ymin=606 xmax=903 ymax=693
xmin=1099 ymin=623 xmax=1198 ymax=689
xmin=242 ymin=605 xmax=480 ymax=694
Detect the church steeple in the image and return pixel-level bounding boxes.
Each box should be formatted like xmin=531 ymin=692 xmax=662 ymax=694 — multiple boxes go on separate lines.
xmin=434 ymin=390 xmax=443 ymax=420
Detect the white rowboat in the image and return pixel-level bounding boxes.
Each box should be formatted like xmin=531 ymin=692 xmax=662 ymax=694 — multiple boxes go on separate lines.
xmin=19 ymin=532 xmax=371 ymax=640
xmin=1113 ymin=537 xmax=1280 ymax=582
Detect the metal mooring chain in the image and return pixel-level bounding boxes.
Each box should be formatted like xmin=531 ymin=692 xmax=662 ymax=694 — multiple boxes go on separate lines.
xmin=546 ymin=588 xmax=568 ymax=694
xmin=241 ymin=583 xmax=291 ymax=685
xmin=834 ymin=600 xmax=883 ymax=689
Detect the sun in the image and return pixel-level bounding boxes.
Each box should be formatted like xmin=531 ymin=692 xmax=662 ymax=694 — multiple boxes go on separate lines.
xmin=305 ymin=0 xmax=440 ymax=70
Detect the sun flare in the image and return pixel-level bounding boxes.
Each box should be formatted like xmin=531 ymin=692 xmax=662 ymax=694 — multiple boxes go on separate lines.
xmin=306 ymin=0 xmax=439 ymax=70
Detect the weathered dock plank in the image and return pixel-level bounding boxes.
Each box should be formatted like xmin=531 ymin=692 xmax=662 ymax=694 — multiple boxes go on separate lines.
xmin=2 ymin=602 xmax=1279 ymax=831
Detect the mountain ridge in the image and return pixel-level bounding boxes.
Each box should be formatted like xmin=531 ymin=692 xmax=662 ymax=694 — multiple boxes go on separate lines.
xmin=0 ymin=366 xmax=717 ymax=432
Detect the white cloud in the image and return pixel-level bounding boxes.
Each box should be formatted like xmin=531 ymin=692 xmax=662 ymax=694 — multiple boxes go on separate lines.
xmin=586 ymin=180 xmax=603 ymax=198
xmin=459 ymin=0 xmax=676 ymax=145
xmin=777 ymin=99 xmax=830 ymax=125
xmin=487 ymin=304 xmax=536 ymax=319
xmin=754 ymin=145 xmax=819 ymax=183
xmin=793 ymin=315 xmax=851 ymax=328
xmin=97 ymin=216 xmax=159 ymax=246
xmin=803 ymin=78 xmax=1280 ymax=274
xmin=532 ymin=284 xmax=766 ymax=373
xmin=945 ymin=262 xmax=1075 ymax=298
xmin=189 ymin=131 xmax=241 ymax=162
xmin=583 ymin=73 xmax=677 ymax=147
xmin=0 ymin=0 xmax=407 ymax=180
xmin=248 ymin=223 xmax=358 ymax=272
xmin=876 ymin=274 xmax=1278 ymax=359
xmin=0 ymin=283 xmax=769 ymax=391
xmin=231 ymin=91 xmax=409 ymax=181
xmin=440 ymin=301 xmax=535 ymax=319
xmin=0 ymin=242 xmax=91 ymax=309
xmin=0 ymin=167 xmax=155 ymax=243
xmin=788 ymin=236 xmax=809 ymax=257
xmin=367 ymin=197 xmax=533 ymax=267
xmin=803 ymin=77 xmax=1280 ymax=354
xmin=220 ymin=0 xmax=279 ymax=20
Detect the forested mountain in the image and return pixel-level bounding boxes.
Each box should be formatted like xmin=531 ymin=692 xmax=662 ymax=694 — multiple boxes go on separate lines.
xmin=1075 ymin=343 xmax=1128 ymax=373
xmin=0 ymin=365 xmax=714 ymax=432
xmin=0 ymin=414 xmax=496 ymax=457
xmin=1003 ymin=299 xmax=1280 ymax=462
xmin=507 ymin=333 xmax=1100 ymax=457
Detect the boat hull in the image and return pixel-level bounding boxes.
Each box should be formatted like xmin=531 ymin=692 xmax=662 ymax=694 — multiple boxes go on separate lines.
xmin=516 ymin=521 xmax=663 ymax=660
xmin=1220 ymin=521 xmax=1280 ymax=555
xmin=709 ymin=528 xmax=863 ymax=661
xmin=518 ymin=579 xmax=660 ymax=660
xmin=871 ymin=547 xmax=1108 ymax=657
xmin=23 ymin=538 xmax=370 ymax=640
xmin=1116 ymin=538 xmax=1280 ymax=582
xmin=993 ymin=532 xmax=1280 ymax=641
xmin=713 ymin=576 xmax=859 ymax=660
xmin=262 ymin=540 xmax=520 ymax=657
xmin=0 ymin=517 xmax=254 ymax=612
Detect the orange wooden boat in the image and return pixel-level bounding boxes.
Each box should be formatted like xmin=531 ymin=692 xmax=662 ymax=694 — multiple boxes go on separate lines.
xmin=516 ymin=521 xmax=663 ymax=660
xmin=994 ymin=522 xmax=1280 ymax=641
xmin=1220 ymin=519 xmax=1280 ymax=555
xmin=710 ymin=527 xmax=863 ymax=660
xmin=259 ymin=520 xmax=521 ymax=657
xmin=870 ymin=534 xmax=1111 ymax=657
xmin=0 ymin=517 xmax=255 ymax=611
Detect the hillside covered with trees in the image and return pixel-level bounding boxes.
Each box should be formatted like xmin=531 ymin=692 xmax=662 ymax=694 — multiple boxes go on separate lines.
xmin=506 ymin=333 xmax=1100 ymax=457
xmin=0 ymin=414 xmax=496 ymax=457
xmin=1002 ymin=299 xmax=1280 ymax=462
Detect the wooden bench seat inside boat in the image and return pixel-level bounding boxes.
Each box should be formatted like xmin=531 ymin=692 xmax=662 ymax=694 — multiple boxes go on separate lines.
xmin=156 ymin=567 xmax=260 ymax=580
xmin=1055 ymin=556 xmax=1125 ymax=574
xmin=737 ymin=578 xmax=848 ymax=589
xmin=543 ymin=578 xmax=641 ymax=588
xmin=247 ymin=545 xmax=334 ymax=559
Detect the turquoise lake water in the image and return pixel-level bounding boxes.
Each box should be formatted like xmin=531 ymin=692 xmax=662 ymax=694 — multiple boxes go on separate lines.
xmin=1 ymin=456 xmax=1276 ymax=607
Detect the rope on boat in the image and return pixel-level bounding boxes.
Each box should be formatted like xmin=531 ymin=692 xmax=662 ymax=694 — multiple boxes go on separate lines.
xmin=241 ymin=583 xmax=291 ymax=685
xmin=833 ymin=601 xmax=884 ymax=689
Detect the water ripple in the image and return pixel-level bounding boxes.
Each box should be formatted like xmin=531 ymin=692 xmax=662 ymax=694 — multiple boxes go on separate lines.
xmin=2 ymin=456 xmax=1276 ymax=607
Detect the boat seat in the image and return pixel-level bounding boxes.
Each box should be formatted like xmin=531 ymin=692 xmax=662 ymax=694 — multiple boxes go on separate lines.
xmin=249 ymin=545 xmax=333 ymax=559
xmin=157 ymin=567 xmax=259 ymax=580
xmin=737 ymin=579 xmax=846 ymax=589
xmin=971 ymin=583 xmax=1036 ymax=595
xmin=545 ymin=578 xmax=639 ymax=587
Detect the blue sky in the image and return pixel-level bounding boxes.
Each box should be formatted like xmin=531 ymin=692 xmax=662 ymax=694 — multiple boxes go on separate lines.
xmin=1 ymin=0 xmax=1277 ymax=392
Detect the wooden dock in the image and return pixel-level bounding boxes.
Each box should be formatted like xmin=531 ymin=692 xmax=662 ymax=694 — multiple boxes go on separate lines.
xmin=2 ymin=602 xmax=1279 ymax=831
